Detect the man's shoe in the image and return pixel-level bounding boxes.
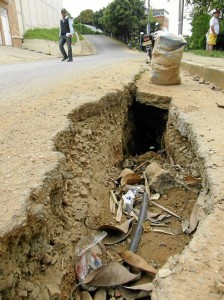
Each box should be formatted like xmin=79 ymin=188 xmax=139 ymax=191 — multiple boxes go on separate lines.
xmin=61 ymin=57 xmax=68 ymax=61
xmin=67 ymin=59 xmax=73 ymax=62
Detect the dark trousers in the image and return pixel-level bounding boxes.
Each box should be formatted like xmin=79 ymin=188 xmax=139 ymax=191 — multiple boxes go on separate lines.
xmin=59 ymin=35 xmax=72 ymax=60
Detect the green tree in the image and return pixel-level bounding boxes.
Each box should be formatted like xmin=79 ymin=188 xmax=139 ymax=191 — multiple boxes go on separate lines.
xmin=103 ymin=0 xmax=147 ymax=40
xmin=74 ymin=9 xmax=94 ymax=25
xmin=93 ymin=8 xmax=106 ymax=30
xmin=187 ymin=1 xmax=224 ymax=49
xmin=185 ymin=0 xmax=223 ymax=8
xmin=190 ymin=9 xmax=210 ymax=49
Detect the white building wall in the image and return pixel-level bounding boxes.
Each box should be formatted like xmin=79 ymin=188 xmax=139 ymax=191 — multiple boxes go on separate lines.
xmin=15 ymin=0 xmax=62 ymax=36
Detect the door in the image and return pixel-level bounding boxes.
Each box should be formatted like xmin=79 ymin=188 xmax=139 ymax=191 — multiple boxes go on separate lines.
xmin=0 ymin=8 xmax=12 ymax=46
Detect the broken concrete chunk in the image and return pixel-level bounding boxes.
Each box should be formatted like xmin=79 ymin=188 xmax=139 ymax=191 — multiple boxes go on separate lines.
xmin=145 ymin=162 xmax=177 ymax=194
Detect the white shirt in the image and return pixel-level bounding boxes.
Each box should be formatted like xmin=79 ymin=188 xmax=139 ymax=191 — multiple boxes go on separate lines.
xmin=209 ymin=16 xmax=220 ymax=34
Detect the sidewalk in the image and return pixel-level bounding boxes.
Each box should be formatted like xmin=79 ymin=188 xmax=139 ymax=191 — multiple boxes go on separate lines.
xmin=182 ymin=52 xmax=224 ymax=89
xmin=0 ymin=36 xmax=94 ymax=64
xmin=1 ymin=42 xmax=224 ymax=90
xmin=0 ymin=45 xmax=53 ymax=64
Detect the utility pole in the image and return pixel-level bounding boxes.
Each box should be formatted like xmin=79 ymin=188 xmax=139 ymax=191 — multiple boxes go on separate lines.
xmin=178 ymin=0 xmax=184 ymax=35
xmin=147 ymin=0 xmax=150 ymax=34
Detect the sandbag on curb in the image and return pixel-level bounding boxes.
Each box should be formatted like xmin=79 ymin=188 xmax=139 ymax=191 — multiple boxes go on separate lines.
xmin=151 ymin=32 xmax=186 ymax=85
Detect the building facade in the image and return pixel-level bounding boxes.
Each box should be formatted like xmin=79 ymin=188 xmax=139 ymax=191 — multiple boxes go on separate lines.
xmin=152 ymin=9 xmax=169 ymax=31
xmin=0 ymin=0 xmax=21 ymax=47
xmin=0 ymin=0 xmax=62 ymax=48
xmin=15 ymin=0 xmax=62 ymax=36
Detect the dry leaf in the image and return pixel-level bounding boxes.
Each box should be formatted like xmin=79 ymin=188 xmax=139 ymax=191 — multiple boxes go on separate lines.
xmin=119 ymin=287 xmax=150 ymax=300
xmin=181 ymin=219 xmax=190 ymax=233
xmin=83 ymin=261 xmax=140 ymax=287
xmin=117 ymin=168 xmax=134 ymax=179
xmin=116 ymin=218 xmax=134 ymax=233
xmin=157 ymin=214 xmax=171 ymax=221
xmin=184 ymin=203 xmax=199 ymax=234
xmin=120 ymin=250 xmax=157 ymax=275
xmin=184 ymin=175 xmax=201 ymax=186
xmin=121 ymin=173 xmax=143 ymax=186
xmin=123 ymin=282 xmax=154 ymax=291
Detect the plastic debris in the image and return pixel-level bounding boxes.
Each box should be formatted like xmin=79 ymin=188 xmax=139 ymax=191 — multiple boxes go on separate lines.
xmin=75 ymin=232 xmax=107 ymax=290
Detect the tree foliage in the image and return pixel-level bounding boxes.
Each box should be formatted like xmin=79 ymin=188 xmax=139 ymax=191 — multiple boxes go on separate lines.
xmin=190 ymin=10 xmax=210 ymax=48
xmin=93 ymin=8 xmax=105 ymax=31
xmin=95 ymin=0 xmax=147 ymax=40
xmin=74 ymin=9 xmax=94 ymax=25
xmin=185 ymin=0 xmax=223 ymax=9
xmin=189 ymin=5 xmax=224 ymax=49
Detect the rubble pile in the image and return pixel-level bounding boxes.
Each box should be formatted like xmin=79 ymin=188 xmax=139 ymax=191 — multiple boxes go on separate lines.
xmin=72 ymin=151 xmax=202 ymax=299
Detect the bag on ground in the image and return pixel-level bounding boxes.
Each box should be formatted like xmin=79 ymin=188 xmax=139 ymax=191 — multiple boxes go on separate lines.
xmin=151 ymin=32 xmax=187 ymax=85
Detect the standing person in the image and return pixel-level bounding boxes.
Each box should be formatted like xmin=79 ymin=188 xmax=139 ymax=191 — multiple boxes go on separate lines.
xmin=208 ymin=9 xmax=221 ymax=52
xmin=59 ymin=8 xmax=74 ymax=62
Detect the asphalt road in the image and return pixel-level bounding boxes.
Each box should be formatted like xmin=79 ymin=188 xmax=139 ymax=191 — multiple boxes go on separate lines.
xmin=0 ymin=35 xmax=142 ymax=104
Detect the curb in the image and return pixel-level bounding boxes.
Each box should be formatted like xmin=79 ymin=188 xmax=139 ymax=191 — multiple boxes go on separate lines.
xmin=181 ymin=60 xmax=224 ymax=89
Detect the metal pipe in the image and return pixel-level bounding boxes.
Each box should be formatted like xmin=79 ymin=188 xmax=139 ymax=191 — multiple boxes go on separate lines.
xmin=129 ymin=193 xmax=148 ymax=253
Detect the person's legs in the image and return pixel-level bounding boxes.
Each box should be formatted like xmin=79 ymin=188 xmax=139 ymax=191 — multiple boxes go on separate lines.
xmin=66 ymin=37 xmax=73 ymax=61
xmin=208 ymin=44 xmax=214 ymax=52
xmin=208 ymin=33 xmax=216 ymax=53
xmin=59 ymin=36 xmax=68 ymax=59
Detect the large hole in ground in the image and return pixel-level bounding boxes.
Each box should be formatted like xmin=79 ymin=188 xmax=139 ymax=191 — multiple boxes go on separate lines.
xmin=127 ymin=102 xmax=168 ymax=155
xmin=0 ymin=87 xmax=202 ymax=299
xmin=59 ymin=92 xmax=201 ymax=298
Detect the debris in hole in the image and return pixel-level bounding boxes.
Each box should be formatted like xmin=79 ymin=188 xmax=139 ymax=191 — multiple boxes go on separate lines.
xmin=75 ymin=231 xmax=107 ymax=291
xmin=120 ymin=250 xmax=157 ymax=274
xmin=73 ymin=149 xmax=201 ymax=298
xmin=98 ymin=218 xmax=134 ymax=245
xmin=145 ymin=162 xmax=178 ymax=194
xmin=128 ymin=193 xmax=148 ymax=253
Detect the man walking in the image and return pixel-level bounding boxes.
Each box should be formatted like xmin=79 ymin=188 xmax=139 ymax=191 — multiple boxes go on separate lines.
xmin=208 ymin=9 xmax=221 ymax=52
xmin=59 ymin=8 xmax=74 ymax=62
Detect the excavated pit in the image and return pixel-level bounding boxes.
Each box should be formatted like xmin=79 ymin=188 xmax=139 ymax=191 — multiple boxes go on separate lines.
xmin=0 ymin=84 xmax=202 ymax=299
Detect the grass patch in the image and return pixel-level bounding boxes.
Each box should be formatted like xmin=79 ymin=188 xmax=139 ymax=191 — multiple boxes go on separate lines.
xmin=24 ymin=28 xmax=77 ymax=43
xmin=74 ymin=24 xmax=98 ymax=35
xmin=188 ymin=49 xmax=224 ymax=58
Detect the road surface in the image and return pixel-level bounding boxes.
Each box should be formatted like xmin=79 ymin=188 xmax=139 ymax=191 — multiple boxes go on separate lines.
xmin=0 ymin=35 xmax=142 ymax=103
